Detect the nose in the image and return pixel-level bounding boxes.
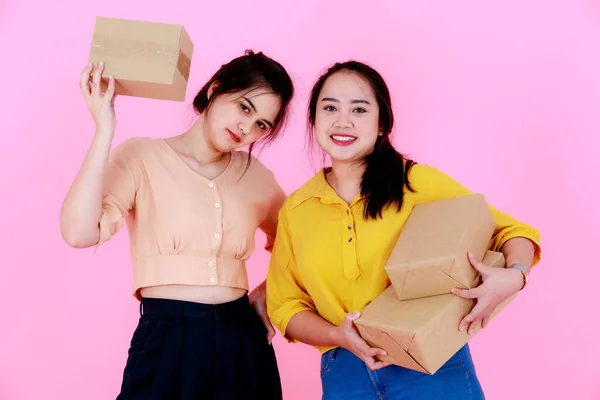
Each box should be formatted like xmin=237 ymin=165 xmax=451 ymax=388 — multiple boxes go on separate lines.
xmin=238 ymin=122 xmax=251 ymax=135
xmin=333 ymin=109 xmax=353 ymax=128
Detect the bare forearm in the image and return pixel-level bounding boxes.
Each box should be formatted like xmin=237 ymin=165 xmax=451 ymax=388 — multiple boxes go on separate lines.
xmin=501 ymin=237 xmax=536 ymax=271
xmin=60 ymin=128 xmax=114 ymax=247
xmin=286 ymin=311 xmax=340 ymax=347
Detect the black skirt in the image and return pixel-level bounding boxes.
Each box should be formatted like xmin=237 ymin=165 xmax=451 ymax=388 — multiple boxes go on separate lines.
xmin=115 ymin=295 xmax=283 ymax=400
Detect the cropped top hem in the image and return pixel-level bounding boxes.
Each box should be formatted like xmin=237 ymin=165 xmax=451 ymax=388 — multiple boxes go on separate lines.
xmin=132 ymin=255 xmax=249 ymax=301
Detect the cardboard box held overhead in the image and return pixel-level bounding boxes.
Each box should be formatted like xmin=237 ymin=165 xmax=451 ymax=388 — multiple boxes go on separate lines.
xmin=385 ymin=194 xmax=496 ymax=301
xmin=88 ymin=17 xmax=194 ymax=101
xmin=355 ymin=251 xmax=516 ymax=375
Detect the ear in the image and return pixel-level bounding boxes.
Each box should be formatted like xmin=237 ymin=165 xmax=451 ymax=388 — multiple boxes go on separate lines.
xmin=207 ymin=81 xmax=221 ymax=99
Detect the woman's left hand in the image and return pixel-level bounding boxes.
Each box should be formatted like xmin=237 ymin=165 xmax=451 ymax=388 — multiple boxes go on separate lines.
xmin=249 ymin=280 xmax=276 ymax=344
xmin=452 ymin=252 xmax=524 ymax=335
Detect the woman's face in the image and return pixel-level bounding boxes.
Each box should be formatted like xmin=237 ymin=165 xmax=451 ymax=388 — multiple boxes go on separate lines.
xmin=314 ymin=71 xmax=381 ymax=165
xmin=205 ymin=85 xmax=282 ymax=152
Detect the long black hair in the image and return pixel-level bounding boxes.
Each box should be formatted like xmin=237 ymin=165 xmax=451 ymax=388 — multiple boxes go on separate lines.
xmin=193 ymin=49 xmax=294 ymax=157
xmin=307 ymin=61 xmax=416 ymax=220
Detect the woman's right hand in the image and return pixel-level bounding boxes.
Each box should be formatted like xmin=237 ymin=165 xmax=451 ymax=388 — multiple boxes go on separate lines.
xmin=333 ymin=312 xmax=391 ymax=371
xmin=79 ymin=62 xmax=116 ymax=132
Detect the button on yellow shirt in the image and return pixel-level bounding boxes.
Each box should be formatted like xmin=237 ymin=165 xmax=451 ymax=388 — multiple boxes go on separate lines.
xmin=266 ymin=164 xmax=542 ymax=354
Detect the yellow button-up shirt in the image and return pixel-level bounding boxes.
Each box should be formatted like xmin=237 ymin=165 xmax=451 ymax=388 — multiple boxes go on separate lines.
xmin=266 ymin=163 xmax=542 ymax=354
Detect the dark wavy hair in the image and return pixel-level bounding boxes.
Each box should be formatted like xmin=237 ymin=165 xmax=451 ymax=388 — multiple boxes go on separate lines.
xmin=193 ymin=49 xmax=294 ymax=157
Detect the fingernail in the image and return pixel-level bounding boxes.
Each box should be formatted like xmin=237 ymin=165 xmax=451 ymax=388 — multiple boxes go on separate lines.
xmin=459 ymin=325 xmax=464 ymax=331
xmin=451 ymin=289 xmax=457 ymax=294
xmin=380 ymin=351 xmax=387 ymax=356
xmin=100 ymin=61 xmax=104 ymax=67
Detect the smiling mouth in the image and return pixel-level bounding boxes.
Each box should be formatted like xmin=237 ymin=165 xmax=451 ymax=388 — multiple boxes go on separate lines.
xmin=330 ymin=134 xmax=357 ymax=146
xmin=228 ymin=129 xmax=241 ymax=143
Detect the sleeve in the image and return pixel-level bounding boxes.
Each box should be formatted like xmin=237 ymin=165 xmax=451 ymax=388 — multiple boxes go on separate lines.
xmin=259 ymin=173 xmax=287 ymax=253
xmin=411 ymin=164 xmax=542 ymax=266
xmin=95 ymin=139 xmax=139 ymax=250
xmin=266 ymin=201 xmax=317 ymax=342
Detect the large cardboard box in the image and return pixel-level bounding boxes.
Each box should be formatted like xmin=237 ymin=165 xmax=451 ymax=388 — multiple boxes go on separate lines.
xmin=385 ymin=194 xmax=496 ymax=301
xmin=355 ymin=251 xmax=516 ymax=375
xmin=88 ymin=17 xmax=194 ymax=101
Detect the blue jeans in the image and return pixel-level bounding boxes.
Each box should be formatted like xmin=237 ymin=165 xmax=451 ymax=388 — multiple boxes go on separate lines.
xmin=320 ymin=345 xmax=484 ymax=400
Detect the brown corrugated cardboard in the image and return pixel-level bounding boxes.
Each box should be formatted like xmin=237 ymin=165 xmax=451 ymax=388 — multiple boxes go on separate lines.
xmin=88 ymin=17 xmax=194 ymax=101
xmin=385 ymin=194 xmax=496 ymax=301
xmin=355 ymin=251 xmax=516 ymax=375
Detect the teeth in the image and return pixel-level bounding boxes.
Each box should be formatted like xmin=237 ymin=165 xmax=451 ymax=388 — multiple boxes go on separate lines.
xmin=331 ymin=135 xmax=356 ymax=142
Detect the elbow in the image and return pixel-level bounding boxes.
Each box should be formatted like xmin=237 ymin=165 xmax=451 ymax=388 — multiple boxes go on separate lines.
xmin=60 ymin=219 xmax=99 ymax=249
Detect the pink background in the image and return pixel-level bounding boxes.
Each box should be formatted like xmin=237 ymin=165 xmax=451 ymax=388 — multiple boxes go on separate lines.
xmin=1 ymin=0 xmax=598 ymax=399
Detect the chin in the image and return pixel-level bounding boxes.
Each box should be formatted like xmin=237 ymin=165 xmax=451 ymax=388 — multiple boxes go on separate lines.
xmin=325 ymin=148 xmax=362 ymax=164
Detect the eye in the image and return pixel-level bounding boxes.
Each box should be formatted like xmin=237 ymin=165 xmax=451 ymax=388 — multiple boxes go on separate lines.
xmin=353 ymin=108 xmax=367 ymax=113
xmin=323 ymin=105 xmax=337 ymax=112
xmin=240 ymin=103 xmax=250 ymax=114
xmin=257 ymin=121 xmax=267 ymax=130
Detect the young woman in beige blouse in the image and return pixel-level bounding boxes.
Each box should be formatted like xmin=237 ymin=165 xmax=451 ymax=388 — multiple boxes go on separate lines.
xmin=60 ymin=50 xmax=294 ymax=400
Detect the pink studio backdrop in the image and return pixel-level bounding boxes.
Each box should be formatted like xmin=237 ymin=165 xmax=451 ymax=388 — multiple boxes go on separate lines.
xmin=1 ymin=0 xmax=598 ymax=399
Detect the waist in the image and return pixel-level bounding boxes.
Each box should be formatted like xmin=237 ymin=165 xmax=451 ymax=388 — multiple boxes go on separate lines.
xmin=132 ymin=255 xmax=250 ymax=300
xmin=140 ymin=295 xmax=251 ymax=320
xmin=140 ymin=285 xmax=247 ymax=304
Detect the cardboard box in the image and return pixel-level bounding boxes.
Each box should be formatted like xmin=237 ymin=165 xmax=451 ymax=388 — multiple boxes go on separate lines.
xmin=88 ymin=17 xmax=194 ymax=101
xmin=355 ymin=251 xmax=516 ymax=375
xmin=385 ymin=194 xmax=496 ymax=301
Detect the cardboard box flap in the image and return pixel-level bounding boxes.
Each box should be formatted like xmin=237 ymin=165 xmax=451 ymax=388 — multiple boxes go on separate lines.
xmin=359 ymin=325 xmax=428 ymax=374
xmin=390 ymin=256 xmax=471 ymax=300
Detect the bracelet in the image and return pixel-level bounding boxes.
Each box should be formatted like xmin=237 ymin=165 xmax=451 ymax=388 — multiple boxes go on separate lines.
xmin=509 ymin=263 xmax=529 ymax=290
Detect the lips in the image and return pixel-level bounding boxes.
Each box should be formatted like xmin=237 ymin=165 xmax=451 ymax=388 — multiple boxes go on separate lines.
xmin=228 ymin=129 xmax=241 ymax=143
xmin=330 ymin=133 xmax=357 ymax=146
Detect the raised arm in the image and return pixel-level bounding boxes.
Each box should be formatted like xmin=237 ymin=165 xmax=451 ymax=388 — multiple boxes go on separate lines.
xmin=60 ymin=63 xmax=134 ymax=249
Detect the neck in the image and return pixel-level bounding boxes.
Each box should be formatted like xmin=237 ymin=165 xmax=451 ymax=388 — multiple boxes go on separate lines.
xmin=326 ymin=160 xmax=365 ymax=201
xmin=179 ymin=115 xmax=227 ymax=165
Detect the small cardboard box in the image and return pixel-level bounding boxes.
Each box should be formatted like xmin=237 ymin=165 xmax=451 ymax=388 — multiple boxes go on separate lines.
xmin=88 ymin=17 xmax=194 ymax=101
xmin=355 ymin=251 xmax=516 ymax=375
xmin=385 ymin=194 xmax=496 ymax=301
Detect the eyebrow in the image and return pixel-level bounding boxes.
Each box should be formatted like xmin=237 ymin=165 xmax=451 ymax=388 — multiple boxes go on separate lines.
xmin=242 ymin=96 xmax=273 ymax=128
xmin=320 ymin=97 xmax=371 ymax=105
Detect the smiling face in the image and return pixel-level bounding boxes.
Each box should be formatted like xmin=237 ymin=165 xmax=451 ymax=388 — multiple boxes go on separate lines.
xmin=204 ymin=85 xmax=282 ymax=152
xmin=314 ymin=71 xmax=382 ymax=165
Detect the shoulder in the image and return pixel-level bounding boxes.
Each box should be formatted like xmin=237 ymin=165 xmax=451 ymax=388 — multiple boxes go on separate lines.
xmin=285 ymin=171 xmax=327 ymax=211
xmin=236 ymin=150 xmax=275 ymax=177
xmin=406 ymin=162 xmax=454 ymax=187
xmin=232 ymin=151 xmax=285 ymax=197
xmin=110 ymin=137 xmax=158 ymax=160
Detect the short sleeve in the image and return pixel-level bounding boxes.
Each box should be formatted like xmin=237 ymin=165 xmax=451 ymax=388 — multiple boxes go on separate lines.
xmin=266 ymin=201 xmax=317 ymax=341
xmin=410 ymin=164 xmax=542 ymax=266
xmin=95 ymin=139 xmax=139 ymax=250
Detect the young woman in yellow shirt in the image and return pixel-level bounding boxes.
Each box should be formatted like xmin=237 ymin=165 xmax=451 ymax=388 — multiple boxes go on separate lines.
xmin=266 ymin=61 xmax=541 ymax=399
